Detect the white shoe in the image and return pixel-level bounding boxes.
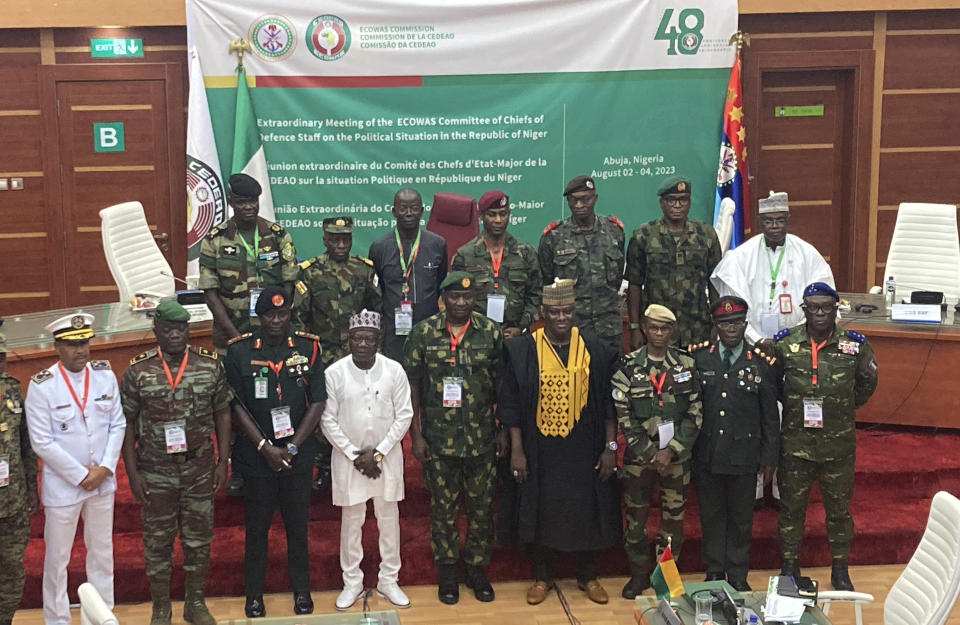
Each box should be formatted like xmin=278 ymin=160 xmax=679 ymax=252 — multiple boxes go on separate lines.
xmin=377 ymin=582 xmax=410 ymax=608
xmin=335 ymin=587 xmax=363 ymax=611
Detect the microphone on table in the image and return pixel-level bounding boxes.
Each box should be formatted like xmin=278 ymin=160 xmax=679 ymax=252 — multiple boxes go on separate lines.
xmin=160 ymin=271 xmax=196 ymax=289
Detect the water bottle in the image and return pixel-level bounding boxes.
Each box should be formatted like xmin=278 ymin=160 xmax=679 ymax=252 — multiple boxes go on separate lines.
xmin=741 ymin=607 xmax=760 ymax=624
xmin=885 ymin=275 xmax=896 ymax=309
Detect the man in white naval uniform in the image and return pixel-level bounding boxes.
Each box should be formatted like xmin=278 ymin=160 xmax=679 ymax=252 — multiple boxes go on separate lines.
xmin=321 ymin=309 xmax=413 ymax=611
xmin=25 ymin=314 xmax=126 ymax=625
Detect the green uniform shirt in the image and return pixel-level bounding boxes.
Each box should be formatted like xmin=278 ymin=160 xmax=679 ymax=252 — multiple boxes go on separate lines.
xmin=120 ymin=345 xmax=233 ymax=464
xmin=404 ymin=311 xmax=502 ymax=458
xmin=451 ymin=232 xmax=542 ymax=330
xmin=772 ymin=324 xmax=878 ymax=462
xmin=611 ymin=346 xmax=702 ymax=464
xmin=224 ymin=330 xmax=327 ymax=477
xmin=625 ymin=218 xmax=722 ymax=346
xmin=0 ymin=374 xmax=38 ymax=518
xmin=538 ymin=214 xmax=625 ymax=340
xmin=291 ymin=253 xmax=381 ymax=366
xmin=197 ymin=217 xmax=298 ymax=347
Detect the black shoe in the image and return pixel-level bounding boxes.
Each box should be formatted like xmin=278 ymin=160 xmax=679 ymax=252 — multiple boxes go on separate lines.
xmin=621 ymin=576 xmax=651 ymax=600
xmin=437 ymin=563 xmax=459 ymax=605
xmin=227 ymin=471 xmax=245 ymax=497
xmin=293 ymin=592 xmax=314 ymax=615
xmin=465 ymin=565 xmax=495 ymax=602
xmin=780 ymin=558 xmax=801 ymax=579
xmin=704 ymin=572 xmax=725 ymax=582
xmin=312 ymin=468 xmax=331 ymax=492
xmin=244 ymin=596 xmax=265 ymax=618
xmin=729 ymin=579 xmax=752 ymax=592
xmin=831 ymin=559 xmax=855 ymax=591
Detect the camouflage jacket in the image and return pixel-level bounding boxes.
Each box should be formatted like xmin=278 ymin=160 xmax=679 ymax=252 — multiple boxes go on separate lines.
xmin=772 ymin=324 xmax=878 ymax=462
xmin=291 ymin=253 xmax=381 ymax=366
xmin=538 ymin=214 xmax=625 ymax=339
xmin=611 ymin=346 xmax=702 ymax=464
xmin=404 ymin=311 xmax=502 ymax=458
xmin=625 ymin=218 xmax=722 ymax=346
xmin=0 ymin=373 xmax=38 ymax=518
xmin=451 ymin=232 xmax=542 ymax=330
xmin=120 ymin=345 xmax=232 ymax=464
xmin=197 ymin=216 xmax=298 ymax=345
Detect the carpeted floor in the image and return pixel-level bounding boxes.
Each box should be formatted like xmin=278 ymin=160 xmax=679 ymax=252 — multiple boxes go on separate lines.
xmin=18 ymin=424 xmax=960 ymax=607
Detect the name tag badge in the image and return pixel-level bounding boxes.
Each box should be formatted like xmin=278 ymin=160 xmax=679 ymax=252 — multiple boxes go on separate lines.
xmin=673 ymin=370 xmax=692 ymax=384
xmin=779 ymin=293 xmax=793 ymax=314
xmin=442 ymin=377 xmax=463 ymax=408
xmin=249 ymin=288 xmax=263 ymax=318
xmin=657 ymin=420 xmax=675 ymax=450
xmin=759 ymin=312 xmax=780 ymax=339
xmin=271 ymin=406 xmax=295 ymax=439
xmin=486 ymin=294 xmax=506 ymax=323
xmin=395 ymin=307 xmax=413 ymax=336
xmin=258 ymin=250 xmax=279 ymax=262
xmin=676 ymin=251 xmax=685 ymax=266
xmin=254 ymin=376 xmax=268 ymax=399
xmin=164 ymin=420 xmax=187 ymax=454
xmin=803 ymin=397 xmax=824 ymax=428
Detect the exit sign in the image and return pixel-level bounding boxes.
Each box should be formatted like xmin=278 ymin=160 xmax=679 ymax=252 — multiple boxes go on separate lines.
xmin=90 ymin=38 xmax=144 ymax=58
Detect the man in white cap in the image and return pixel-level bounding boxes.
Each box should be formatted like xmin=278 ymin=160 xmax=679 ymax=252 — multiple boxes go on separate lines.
xmin=24 ymin=314 xmax=126 ymax=625
xmin=321 ymin=310 xmax=413 ymax=611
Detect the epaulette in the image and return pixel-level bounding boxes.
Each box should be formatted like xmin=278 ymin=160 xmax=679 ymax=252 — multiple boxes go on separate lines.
xmin=295 ymin=280 xmax=308 ymax=295
xmin=298 ymin=258 xmax=314 ymax=270
xmin=360 ymin=256 xmax=374 ymax=266
xmin=193 ymin=346 xmax=218 ymax=360
xmin=687 ymin=340 xmax=710 ymax=352
xmin=846 ymin=329 xmax=866 ymax=344
xmin=542 ymin=221 xmax=559 ymax=235
xmin=773 ymin=328 xmax=791 ymax=341
xmin=295 ymin=330 xmax=320 ymax=342
xmin=608 ymin=215 xmax=624 ymax=229
xmin=205 ymin=224 xmax=221 ymax=239
xmin=753 ymin=345 xmax=776 ymax=366
xmin=90 ymin=360 xmax=111 ymax=371
xmin=31 ymin=369 xmax=53 ymax=384
xmin=129 ymin=348 xmax=156 ymax=366
xmin=271 ymin=222 xmax=283 ymax=233
xmin=228 ymin=332 xmax=252 ymax=345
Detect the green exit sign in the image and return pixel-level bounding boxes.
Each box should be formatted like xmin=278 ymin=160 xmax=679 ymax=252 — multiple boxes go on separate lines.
xmin=775 ymin=105 xmax=824 ymax=118
xmin=90 ymin=38 xmax=143 ymax=58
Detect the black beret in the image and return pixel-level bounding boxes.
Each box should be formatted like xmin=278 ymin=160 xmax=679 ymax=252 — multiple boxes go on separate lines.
xmin=229 ymin=173 xmax=262 ymax=198
xmin=254 ymin=285 xmax=289 ymax=316
xmin=563 ymin=175 xmax=596 ymax=197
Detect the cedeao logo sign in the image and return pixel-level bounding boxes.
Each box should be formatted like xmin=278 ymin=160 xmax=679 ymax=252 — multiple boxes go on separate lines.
xmin=655 ymin=8 xmax=705 ymax=55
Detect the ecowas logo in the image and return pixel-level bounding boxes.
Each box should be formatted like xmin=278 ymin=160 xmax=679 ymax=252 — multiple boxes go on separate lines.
xmin=250 ymin=15 xmax=297 ymax=61
xmin=186 ymin=158 xmax=226 ymax=250
xmin=655 ymin=8 xmax=705 ymax=55
xmin=306 ymin=15 xmax=351 ymax=61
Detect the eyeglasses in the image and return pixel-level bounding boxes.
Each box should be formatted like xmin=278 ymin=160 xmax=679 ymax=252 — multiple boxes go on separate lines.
xmin=801 ymin=303 xmax=838 ymax=315
xmin=645 ymin=324 xmax=673 ymax=335
xmin=662 ymin=196 xmax=691 ymax=207
xmin=716 ymin=319 xmax=747 ymax=330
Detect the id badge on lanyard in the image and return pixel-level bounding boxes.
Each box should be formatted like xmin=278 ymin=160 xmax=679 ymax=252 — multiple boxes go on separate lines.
xmin=486 ymin=294 xmax=506 ymax=323
xmin=249 ymin=288 xmax=263 ymax=317
xmin=271 ymin=406 xmax=295 ymax=439
xmin=164 ymin=420 xmax=187 ymax=454
xmin=0 ymin=454 xmax=8 ymax=487
xmin=803 ymin=397 xmax=824 ymax=428
xmin=442 ymin=377 xmax=463 ymax=408
xmin=395 ymin=300 xmax=413 ymax=336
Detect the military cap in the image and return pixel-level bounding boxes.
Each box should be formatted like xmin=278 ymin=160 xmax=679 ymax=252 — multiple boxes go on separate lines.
xmin=657 ymin=175 xmax=691 ymax=196
xmin=643 ymin=304 xmax=676 ymax=324
xmin=46 ymin=313 xmax=95 ymax=341
xmin=228 ymin=173 xmax=262 ymax=198
xmin=759 ymin=190 xmax=789 ymax=214
xmin=711 ymin=296 xmax=748 ymax=321
xmin=478 ymin=190 xmax=509 ymax=213
xmin=803 ymin=281 xmax=840 ymax=301
xmin=439 ymin=271 xmax=474 ymax=292
xmin=349 ymin=309 xmax=381 ymax=331
xmin=542 ymin=278 xmax=575 ymax=306
xmin=254 ymin=285 xmax=290 ymax=316
xmin=563 ymin=175 xmax=596 ymax=196
xmin=153 ymin=300 xmax=191 ymax=324
xmin=0 ymin=332 xmax=7 ymax=354
xmin=323 ymin=216 xmax=354 ymax=234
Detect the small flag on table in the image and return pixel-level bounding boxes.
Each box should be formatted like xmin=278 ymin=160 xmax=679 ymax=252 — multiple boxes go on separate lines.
xmin=650 ymin=543 xmax=685 ymax=599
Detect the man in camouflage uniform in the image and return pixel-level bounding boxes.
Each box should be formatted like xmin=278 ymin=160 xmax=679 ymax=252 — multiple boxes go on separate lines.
xmin=539 ymin=175 xmax=625 ymax=348
xmin=120 ymin=301 xmax=233 ymax=625
xmin=772 ymin=282 xmax=878 ymax=591
xmin=626 ymin=176 xmax=722 ymax=350
xmin=0 ymin=330 xmax=39 ymax=625
xmin=292 ymin=215 xmax=380 ymax=491
xmin=612 ymin=304 xmax=702 ymax=599
xmin=452 ymin=190 xmax=541 ymax=337
xmin=404 ymin=271 xmax=505 ymax=605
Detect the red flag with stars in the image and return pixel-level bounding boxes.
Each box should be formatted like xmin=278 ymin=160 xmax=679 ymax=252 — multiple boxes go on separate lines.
xmin=714 ymin=50 xmax=750 ymax=249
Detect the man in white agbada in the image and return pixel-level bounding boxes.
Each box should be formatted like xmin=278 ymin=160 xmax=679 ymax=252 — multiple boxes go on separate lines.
xmin=710 ymin=191 xmax=836 ymax=347
xmin=321 ymin=309 xmax=413 ymax=611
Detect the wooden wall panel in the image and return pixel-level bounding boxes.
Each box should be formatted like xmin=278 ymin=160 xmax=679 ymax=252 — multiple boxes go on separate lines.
xmin=760 ymin=90 xmax=839 ymax=146
xmin=740 ymin=12 xmax=875 ymax=32
xmin=878 ymin=152 xmax=960 ymax=205
xmin=886 ymin=9 xmax=960 ymax=29
xmin=745 ymin=36 xmax=874 ymax=53
xmin=874 ymin=209 xmax=898 ymax=269
xmin=0 ymin=116 xmax=44 ymax=172
xmin=881 ymin=93 xmax=960 ymax=148
xmin=756 ymin=148 xmax=837 ymax=200
xmin=884 ymin=34 xmax=960 ymax=89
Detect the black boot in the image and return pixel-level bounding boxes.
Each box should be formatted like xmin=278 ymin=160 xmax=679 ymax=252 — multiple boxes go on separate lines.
xmin=437 ymin=563 xmax=459 ymax=604
xmin=831 ymin=559 xmax=854 ymax=591
xmin=465 ymin=564 xmax=495 ymax=602
xmin=780 ymin=558 xmax=801 ymax=579
xmin=621 ymin=564 xmax=651 ymax=600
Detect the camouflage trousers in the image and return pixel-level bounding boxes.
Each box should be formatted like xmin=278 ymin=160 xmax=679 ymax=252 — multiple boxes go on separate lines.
xmin=140 ymin=454 xmax=215 ymax=583
xmin=422 ymin=453 xmax=496 ymax=566
xmin=621 ymin=459 xmax=689 ymax=572
xmin=778 ymin=452 xmax=855 ymax=559
xmin=0 ymin=510 xmax=30 ymax=620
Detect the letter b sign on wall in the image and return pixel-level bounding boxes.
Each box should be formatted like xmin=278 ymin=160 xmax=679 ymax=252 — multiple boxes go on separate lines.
xmin=93 ymin=122 xmax=125 ymax=153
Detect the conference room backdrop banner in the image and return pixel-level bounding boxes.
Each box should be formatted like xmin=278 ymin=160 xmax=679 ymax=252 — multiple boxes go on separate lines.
xmin=186 ymin=0 xmax=737 ymax=258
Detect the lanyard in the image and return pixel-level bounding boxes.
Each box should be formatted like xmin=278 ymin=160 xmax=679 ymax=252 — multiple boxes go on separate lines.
xmin=767 ymin=243 xmax=787 ymax=299
xmin=485 ymin=242 xmax=504 ymax=289
xmin=395 ymin=229 xmax=421 ymax=297
xmin=265 ymin=360 xmax=285 ymax=403
xmin=446 ymin=319 xmax=471 ymax=365
xmin=649 ymin=371 xmax=667 ymax=407
xmin=57 ymin=362 xmax=89 ymax=416
xmin=158 ymin=349 xmax=189 ymax=394
xmin=809 ymin=338 xmax=827 ymax=386
xmin=236 ymin=227 xmax=260 ymax=261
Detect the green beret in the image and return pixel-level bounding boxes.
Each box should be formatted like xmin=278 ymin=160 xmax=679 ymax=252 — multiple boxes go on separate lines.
xmin=657 ymin=175 xmax=691 ymax=196
xmin=323 ymin=216 xmax=354 ymax=234
xmin=154 ymin=300 xmax=191 ymax=324
xmin=439 ymin=271 xmax=474 ymax=292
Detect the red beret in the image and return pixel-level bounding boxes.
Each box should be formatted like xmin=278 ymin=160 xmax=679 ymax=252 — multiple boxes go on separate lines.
xmin=478 ymin=190 xmax=508 ymax=212
xmin=711 ymin=296 xmax=748 ymax=320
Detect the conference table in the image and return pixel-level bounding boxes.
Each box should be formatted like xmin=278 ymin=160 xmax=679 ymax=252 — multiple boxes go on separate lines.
xmin=219 ymin=609 xmax=401 ymax=624
xmin=634 ymin=586 xmax=831 ymax=625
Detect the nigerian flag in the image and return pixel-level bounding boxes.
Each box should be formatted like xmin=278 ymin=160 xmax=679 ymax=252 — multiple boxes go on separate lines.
xmin=650 ymin=543 xmax=685 ymax=599
xmin=232 ymin=65 xmax=274 ymax=221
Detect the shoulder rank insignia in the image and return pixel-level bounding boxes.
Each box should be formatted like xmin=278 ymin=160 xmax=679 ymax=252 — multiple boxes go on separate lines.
xmin=845 ymin=329 xmax=866 ymax=344
xmin=542 ymin=221 xmax=559 ymax=235
xmin=298 ymin=258 xmax=313 ymax=270
xmin=90 ymin=360 xmax=111 ymax=371
xmin=773 ymin=328 xmax=791 ymax=341
xmin=608 ymin=215 xmax=624 ymax=229
xmin=129 ymin=349 xmax=156 ymax=366
xmin=31 ymin=369 xmax=53 ymax=384
xmin=687 ymin=340 xmax=710 ymax=352
xmin=193 ymin=346 xmax=218 ymax=359
xmin=295 ymin=330 xmax=320 ymax=342
xmin=295 ymin=280 xmax=308 ymax=295
xmin=205 ymin=225 xmax=221 ymax=239
xmin=228 ymin=332 xmax=252 ymax=345
xmin=270 ymin=222 xmax=283 ymax=233
xmin=360 ymin=256 xmax=374 ymax=266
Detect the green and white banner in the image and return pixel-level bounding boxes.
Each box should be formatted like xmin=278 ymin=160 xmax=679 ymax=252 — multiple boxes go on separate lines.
xmin=186 ymin=0 xmax=737 ymax=258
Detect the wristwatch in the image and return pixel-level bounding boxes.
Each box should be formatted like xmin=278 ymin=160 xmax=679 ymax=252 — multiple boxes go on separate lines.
xmin=373 ymin=450 xmax=385 ymax=463
xmin=606 ymin=440 xmax=618 ymax=452
xmin=286 ymin=443 xmax=299 ymax=456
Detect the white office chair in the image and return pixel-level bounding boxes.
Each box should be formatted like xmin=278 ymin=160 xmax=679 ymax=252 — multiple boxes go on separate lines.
xmin=99 ymin=201 xmax=175 ymax=305
xmin=882 ymin=203 xmax=960 ymax=303
xmin=819 ymin=491 xmax=960 ymax=625
xmin=714 ymin=197 xmax=736 ymax=256
xmin=78 ymin=582 xmax=119 ymax=625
